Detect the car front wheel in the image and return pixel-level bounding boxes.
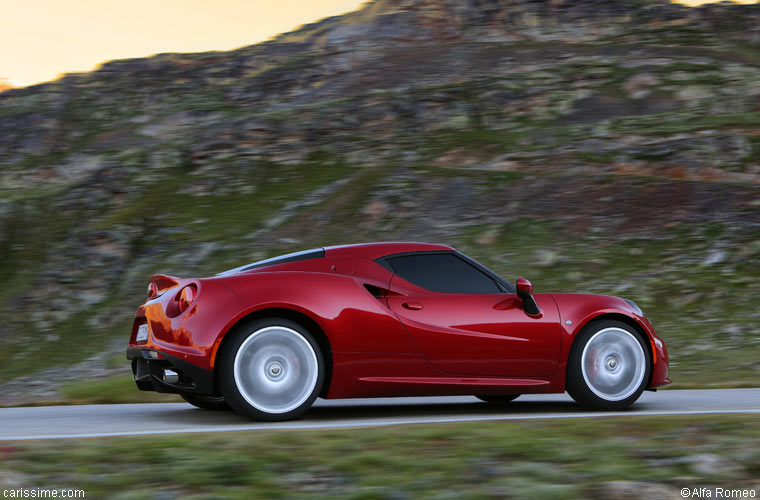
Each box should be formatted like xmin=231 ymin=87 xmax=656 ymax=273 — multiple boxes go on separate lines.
xmin=566 ymin=320 xmax=650 ymax=410
xmin=219 ymin=318 xmax=324 ymax=421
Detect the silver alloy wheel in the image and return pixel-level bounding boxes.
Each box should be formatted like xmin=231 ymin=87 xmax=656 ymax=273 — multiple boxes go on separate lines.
xmin=581 ymin=327 xmax=646 ymax=401
xmin=233 ymin=326 xmax=319 ymax=414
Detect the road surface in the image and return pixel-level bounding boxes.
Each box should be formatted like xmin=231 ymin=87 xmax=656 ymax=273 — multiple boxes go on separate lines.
xmin=2 ymin=389 xmax=759 ymax=441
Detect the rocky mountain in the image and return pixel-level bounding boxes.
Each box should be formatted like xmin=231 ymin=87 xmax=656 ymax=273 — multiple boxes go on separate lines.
xmin=1 ymin=0 xmax=759 ymax=402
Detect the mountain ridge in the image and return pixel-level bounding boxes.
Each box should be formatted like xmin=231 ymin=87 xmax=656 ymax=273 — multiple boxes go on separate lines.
xmin=4 ymin=0 xmax=759 ymax=96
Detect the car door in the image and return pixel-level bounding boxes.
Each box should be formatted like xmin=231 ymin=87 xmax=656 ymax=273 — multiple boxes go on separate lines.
xmin=382 ymin=252 xmax=562 ymax=378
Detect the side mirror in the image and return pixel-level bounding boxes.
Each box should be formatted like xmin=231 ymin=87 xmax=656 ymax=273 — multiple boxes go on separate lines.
xmin=516 ymin=277 xmax=533 ymax=296
xmin=515 ymin=277 xmax=541 ymax=316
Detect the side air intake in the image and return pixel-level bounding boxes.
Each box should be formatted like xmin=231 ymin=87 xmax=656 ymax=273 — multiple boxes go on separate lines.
xmin=363 ymin=284 xmax=387 ymax=299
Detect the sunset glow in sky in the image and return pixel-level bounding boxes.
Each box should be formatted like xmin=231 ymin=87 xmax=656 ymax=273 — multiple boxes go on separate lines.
xmin=1 ymin=0 xmax=365 ymax=88
xmin=0 ymin=0 xmax=757 ymax=89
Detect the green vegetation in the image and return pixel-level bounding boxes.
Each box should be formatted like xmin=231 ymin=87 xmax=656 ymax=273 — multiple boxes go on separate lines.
xmin=2 ymin=377 xmax=181 ymax=407
xmin=2 ymin=415 xmax=759 ymax=499
xmin=612 ymin=112 xmax=760 ymax=137
xmin=60 ymin=376 xmax=180 ymax=405
xmin=99 ymin=160 xmax=357 ymax=240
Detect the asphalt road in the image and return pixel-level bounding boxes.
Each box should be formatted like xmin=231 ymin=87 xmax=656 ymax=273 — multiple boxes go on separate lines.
xmin=2 ymin=389 xmax=759 ymax=441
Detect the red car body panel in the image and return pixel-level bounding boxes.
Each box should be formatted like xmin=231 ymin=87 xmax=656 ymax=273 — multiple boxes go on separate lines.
xmin=127 ymin=242 xmax=670 ymax=399
xmin=385 ymin=285 xmax=563 ymax=378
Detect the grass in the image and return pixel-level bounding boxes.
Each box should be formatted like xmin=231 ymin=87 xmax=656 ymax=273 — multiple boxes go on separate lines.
xmin=2 ymin=415 xmax=759 ymax=499
xmin=60 ymin=377 xmax=180 ymax=405
xmin=0 ymin=377 xmax=181 ymax=407
xmin=97 ymin=159 xmax=357 ymax=241
xmin=610 ymin=111 xmax=760 ymax=136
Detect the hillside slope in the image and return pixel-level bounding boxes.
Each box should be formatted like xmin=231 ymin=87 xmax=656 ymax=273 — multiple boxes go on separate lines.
xmin=1 ymin=0 xmax=759 ymax=402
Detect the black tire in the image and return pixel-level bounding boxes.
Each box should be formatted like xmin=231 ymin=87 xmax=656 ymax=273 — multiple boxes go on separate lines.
xmin=476 ymin=395 xmax=520 ymax=404
xmin=566 ymin=320 xmax=650 ymax=410
xmin=219 ymin=318 xmax=325 ymax=421
xmin=180 ymin=393 xmax=231 ymax=411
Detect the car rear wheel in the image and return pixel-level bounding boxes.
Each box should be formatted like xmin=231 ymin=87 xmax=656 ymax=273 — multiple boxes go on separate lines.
xmin=475 ymin=395 xmax=519 ymax=404
xmin=180 ymin=393 xmax=230 ymax=411
xmin=566 ymin=320 xmax=650 ymax=410
xmin=219 ymin=318 xmax=324 ymax=421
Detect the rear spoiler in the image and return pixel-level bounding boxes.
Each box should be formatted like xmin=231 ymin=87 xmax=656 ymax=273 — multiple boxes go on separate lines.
xmin=148 ymin=275 xmax=182 ymax=295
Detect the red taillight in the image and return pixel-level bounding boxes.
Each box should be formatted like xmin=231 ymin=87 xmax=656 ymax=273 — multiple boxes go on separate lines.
xmin=178 ymin=285 xmax=197 ymax=313
xmin=146 ymin=275 xmax=181 ymax=302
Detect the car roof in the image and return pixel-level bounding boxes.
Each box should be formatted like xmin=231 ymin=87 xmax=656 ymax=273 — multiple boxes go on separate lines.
xmin=217 ymin=242 xmax=456 ymax=276
xmin=324 ymin=242 xmax=454 ymax=260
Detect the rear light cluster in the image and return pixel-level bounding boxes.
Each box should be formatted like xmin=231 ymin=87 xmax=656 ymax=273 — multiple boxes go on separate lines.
xmin=165 ymin=283 xmax=198 ymax=317
xmin=145 ymin=275 xmax=180 ymax=301
xmin=178 ymin=284 xmax=197 ymax=314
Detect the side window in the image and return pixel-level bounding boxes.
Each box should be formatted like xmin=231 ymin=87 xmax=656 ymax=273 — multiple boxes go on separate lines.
xmin=241 ymin=248 xmax=324 ymax=271
xmin=385 ymin=253 xmax=501 ymax=294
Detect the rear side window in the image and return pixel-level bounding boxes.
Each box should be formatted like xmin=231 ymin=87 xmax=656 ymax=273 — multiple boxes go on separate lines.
xmin=218 ymin=248 xmax=325 ymax=275
xmin=384 ymin=253 xmax=501 ymax=294
xmin=242 ymin=248 xmax=324 ymax=271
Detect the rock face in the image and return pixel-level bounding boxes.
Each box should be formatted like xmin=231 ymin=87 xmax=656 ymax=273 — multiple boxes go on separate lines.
xmin=1 ymin=0 xmax=760 ymax=400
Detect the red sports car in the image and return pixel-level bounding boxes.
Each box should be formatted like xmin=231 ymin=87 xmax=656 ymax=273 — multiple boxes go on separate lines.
xmin=127 ymin=242 xmax=670 ymax=420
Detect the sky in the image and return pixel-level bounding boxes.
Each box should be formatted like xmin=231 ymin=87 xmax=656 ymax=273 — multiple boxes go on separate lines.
xmin=0 ymin=0 xmax=365 ymax=88
xmin=0 ymin=0 xmax=757 ymax=89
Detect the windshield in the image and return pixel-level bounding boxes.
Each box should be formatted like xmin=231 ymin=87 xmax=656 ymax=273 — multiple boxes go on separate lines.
xmin=454 ymin=251 xmax=514 ymax=293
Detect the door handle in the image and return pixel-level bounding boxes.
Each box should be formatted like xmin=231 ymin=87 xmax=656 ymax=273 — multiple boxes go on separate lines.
xmin=402 ymin=302 xmax=423 ymax=311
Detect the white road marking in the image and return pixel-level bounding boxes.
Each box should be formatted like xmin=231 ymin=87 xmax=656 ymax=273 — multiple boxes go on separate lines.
xmin=2 ymin=389 xmax=759 ymax=441
xmin=4 ymin=408 xmax=760 ymax=441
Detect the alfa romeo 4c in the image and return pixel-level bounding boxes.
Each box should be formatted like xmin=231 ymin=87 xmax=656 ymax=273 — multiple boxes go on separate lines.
xmin=127 ymin=242 xmax=670 ymax=420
